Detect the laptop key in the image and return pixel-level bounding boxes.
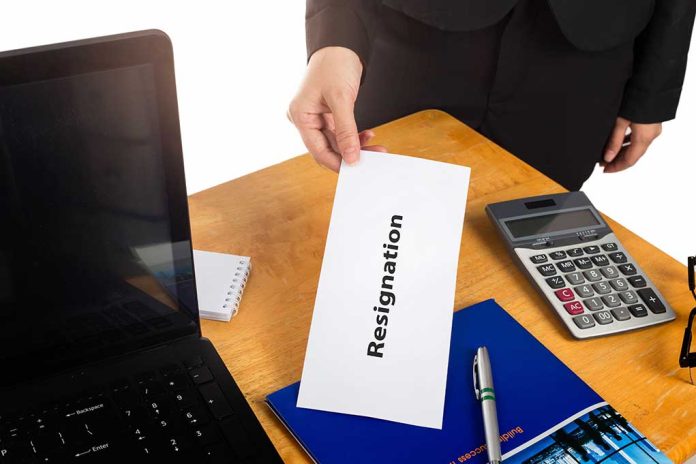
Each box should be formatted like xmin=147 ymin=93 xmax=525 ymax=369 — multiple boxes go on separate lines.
xmin=72 ymin=439 xmax=120 ymax=461
xmin=173 ymin=390 xmax=197 ymax=408
xmin=205 ymin=442 xmax=236 ymax=464
xmin=120 ymin=406 xmax=149 ymax=425
xmin=165 ymin=435 xmax=194 ymax=456
xmin=147 ymin=398 xmax=172 ymax=419
xmin=182 ymin=405 xmax=211 ymax=426
xmin=138 ymin=380 xmax=165 ymax=398
xmin=199 ymin=383 xmax=233 ymax=420
xmin=164 ymin=372 xmax=190 ymax=390
xmin=190 ymin=367 xmax=214 ymax=385
xmin=193 ymin=423 xmax=223 ymax=447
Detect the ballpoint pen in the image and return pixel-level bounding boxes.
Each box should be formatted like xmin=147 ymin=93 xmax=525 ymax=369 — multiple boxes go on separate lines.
xmin=473 ymin=346 xmax=502 ymax=464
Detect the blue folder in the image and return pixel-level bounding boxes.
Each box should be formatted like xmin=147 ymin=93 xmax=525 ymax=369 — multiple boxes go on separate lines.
xmin=267 ymin=299 xmax=670 ymax=464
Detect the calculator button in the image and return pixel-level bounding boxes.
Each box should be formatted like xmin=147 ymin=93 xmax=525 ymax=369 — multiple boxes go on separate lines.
xmin=549 ymin=251 xmax=567 ymax=260
xmin=583 ymin=246 xmax=600 ymax=254
xmin=618 ymin=264 xmax=637 ymax=275
xmin=567 ymin=248 xmax=584 ymax=257
xmin=546 ymin=276 xmax=565 ymax=289
xmin=592 ymin=282 xmax=611 ymax=294
xmin=627 ymin=276 xmax=647 ymax=288
xmin=583 ymin=269 xmax=602 ymax=282
xmin=580 ymin=233 xmax=599 ymax=241
xmin=591 ymin=255 xmax=610 ymax=266
xmin=574 ymin=284 xmax=594 ymax=298
xmin=593 ymin=311 xmax=614 ymax=325
xmin=554 ymin=288 xmax=575 ymax=302
xmin=556 ymin=260 xmax=576 ymax=273
xmin=601 ymin=242 xmax=618 ymax=252
xmin=530 ymin=254 xmax=548 ymax=264
xmin=618 ymin=290 xmax=638 ymax=305
xmin=583 ymin=297 xmax=604 ymax=311
xmin=628 ymin=304 xmax=649 ymax=317
xmin=537 ymin=264 xmax=557 ymax=276
xmin=566 ymin=272 xmax=585 ymax=285
xmin=600 ymin=266 xmax=619 ymax=279
xmin=573 ymin=314 xmax=596 ymax=329
xmin=611 ymin=307 xmax=632 ymax=321
xmin=564 ymin=301 xmax=584 ymax=315
xmin=637 ymin=288 xmax=666 ymax=314
xmin=608 ymin=252 xmax=628 ymax=264
xmin=609 ymin=278 xmax=628 ymax=291
xmin=573 ymin=257 xmax=593 ymax=270
xmin=601 ymin=294 xmax=621 ymax=308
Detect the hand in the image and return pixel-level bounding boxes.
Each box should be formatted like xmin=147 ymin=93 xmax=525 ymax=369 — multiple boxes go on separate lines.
xmin=602 ymin=117 xmax=662 ymax=173
xmin=288 ymin=46 xmax=386 ymax=171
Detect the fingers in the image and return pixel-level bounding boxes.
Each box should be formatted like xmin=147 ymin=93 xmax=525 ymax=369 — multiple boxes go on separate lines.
xmin=291 ymin=110 xmax=341 ymax=171
xmin=325 ymin=90 xmax=361 ymax=164
xmin=289 ymin=98 xmax=384 ymax=173
xmin=603 ymin=122 xmax=662 ymax=173
xmin=604 ymin=117 xmax=631 ymax=164
xmin=603 ymin=140 xmax=649 ymax=173
xmin=302 ymin=128 xmax=342 ymax=172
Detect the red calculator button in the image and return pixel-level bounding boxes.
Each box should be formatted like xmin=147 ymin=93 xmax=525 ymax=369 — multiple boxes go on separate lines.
xmin=564 ymin=301 xmax=584 ymax=315
xmin=555 ymin=288 xmax=575 ymax=302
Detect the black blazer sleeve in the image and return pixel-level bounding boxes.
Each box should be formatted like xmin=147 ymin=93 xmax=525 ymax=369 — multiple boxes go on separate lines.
xmin=620 ymin=0 xmax=696 ymax=123
xmin=305 ymin=0 xmax=381 ymax=67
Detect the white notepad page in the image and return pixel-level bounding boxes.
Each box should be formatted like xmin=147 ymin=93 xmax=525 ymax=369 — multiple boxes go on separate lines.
xmin=193 ymin=250 xmax=250 ymax=322
xmin=297 ymin=151 xmax=470 ymax=429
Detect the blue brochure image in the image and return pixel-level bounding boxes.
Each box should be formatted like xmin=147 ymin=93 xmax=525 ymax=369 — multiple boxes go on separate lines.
xmin=267 ymin=299 xmax=671 ymax=464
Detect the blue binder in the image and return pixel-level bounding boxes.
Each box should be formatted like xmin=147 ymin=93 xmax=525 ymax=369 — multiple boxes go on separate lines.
xmin=267 ymin=299 xmax=670 ymax=464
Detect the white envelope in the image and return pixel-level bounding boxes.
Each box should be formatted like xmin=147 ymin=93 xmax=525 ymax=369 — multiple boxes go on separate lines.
xmin=297 ymin=151 xmax=470 ymax=429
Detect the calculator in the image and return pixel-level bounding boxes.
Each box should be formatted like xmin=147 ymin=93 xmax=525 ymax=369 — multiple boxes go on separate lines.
xmin=486 ymin=192 xmax=675 ymax=339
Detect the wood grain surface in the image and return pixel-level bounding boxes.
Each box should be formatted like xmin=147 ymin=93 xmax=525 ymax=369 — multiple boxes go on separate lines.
xmin=189 ymin=110 xmax=696 ymax=463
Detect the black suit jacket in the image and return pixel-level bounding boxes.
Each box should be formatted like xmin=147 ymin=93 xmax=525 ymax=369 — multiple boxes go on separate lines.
xmin=306 ymin=0 xmax=696 ymax=123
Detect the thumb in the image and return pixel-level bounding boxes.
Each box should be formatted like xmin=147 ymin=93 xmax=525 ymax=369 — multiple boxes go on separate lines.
xmin=326 ymin=91 xmax=360 ymax=164
xmin=604 ymin=117 xmax=631 ymax=163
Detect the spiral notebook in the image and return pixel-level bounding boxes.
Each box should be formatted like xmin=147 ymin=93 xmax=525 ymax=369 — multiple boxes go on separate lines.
xmin=193 ymin=250 xmax=251 ymax=321
xmin=133 ymin=244 xmax=251 ymax=322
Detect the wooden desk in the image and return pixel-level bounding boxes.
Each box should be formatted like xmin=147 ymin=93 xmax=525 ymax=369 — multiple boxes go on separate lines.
xmin=189 ymin=110 xmax=696 ymax=463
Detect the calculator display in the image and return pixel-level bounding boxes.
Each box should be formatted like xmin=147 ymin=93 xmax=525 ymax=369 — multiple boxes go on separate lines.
xmin=505 ymin=209 xmax=600 ymax=239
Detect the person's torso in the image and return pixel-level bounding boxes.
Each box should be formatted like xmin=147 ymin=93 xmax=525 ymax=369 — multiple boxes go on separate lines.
xmin=382 ymin=0 xmax=655 ymax=50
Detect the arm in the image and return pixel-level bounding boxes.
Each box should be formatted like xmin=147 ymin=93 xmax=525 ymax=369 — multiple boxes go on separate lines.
xmin=620 ymin=0 xmax=696 ymax=123
xmin=604 ymin=0 xmax=696 ymax=173
xmin=306 ymin=0 xmax=382 ymax=69
xmin=288 ymin=1 xmax=386 ymax=171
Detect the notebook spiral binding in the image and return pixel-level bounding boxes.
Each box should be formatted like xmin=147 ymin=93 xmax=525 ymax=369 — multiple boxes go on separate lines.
xmin=222 ymin=259 xmax=251 ymax=317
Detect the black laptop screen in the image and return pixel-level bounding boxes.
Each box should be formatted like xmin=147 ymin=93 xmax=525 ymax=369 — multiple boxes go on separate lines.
xmin=0 ymin=58 xmax=199 ymax=386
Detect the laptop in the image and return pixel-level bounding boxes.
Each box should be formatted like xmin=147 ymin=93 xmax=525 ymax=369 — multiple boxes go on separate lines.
xmin=0 ymin=31 xmax=283 ymax=463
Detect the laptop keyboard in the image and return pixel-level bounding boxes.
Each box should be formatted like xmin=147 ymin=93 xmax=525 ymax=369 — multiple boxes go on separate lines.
xmin=0 ymin=357 xmax=258 ymax=463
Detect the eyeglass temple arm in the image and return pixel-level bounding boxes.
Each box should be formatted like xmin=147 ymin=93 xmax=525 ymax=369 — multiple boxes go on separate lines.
xmin=681 ymin=309 xmax=696 ymax=368
xmin=689 ymin=256 xmax=695 ymax=300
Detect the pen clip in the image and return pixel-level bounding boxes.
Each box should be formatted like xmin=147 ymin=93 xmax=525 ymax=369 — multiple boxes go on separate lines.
xmin=472 ymin=353 xmax=481 ymax=400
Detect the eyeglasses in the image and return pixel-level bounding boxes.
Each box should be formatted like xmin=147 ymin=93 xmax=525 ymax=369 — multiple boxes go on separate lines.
xmin=679 ymin=256 xmax=696 ymax=383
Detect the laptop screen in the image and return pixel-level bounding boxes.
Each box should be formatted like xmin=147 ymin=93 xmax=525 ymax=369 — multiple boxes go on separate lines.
xmin=0 ymin=35 xmax=199 ymax=387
